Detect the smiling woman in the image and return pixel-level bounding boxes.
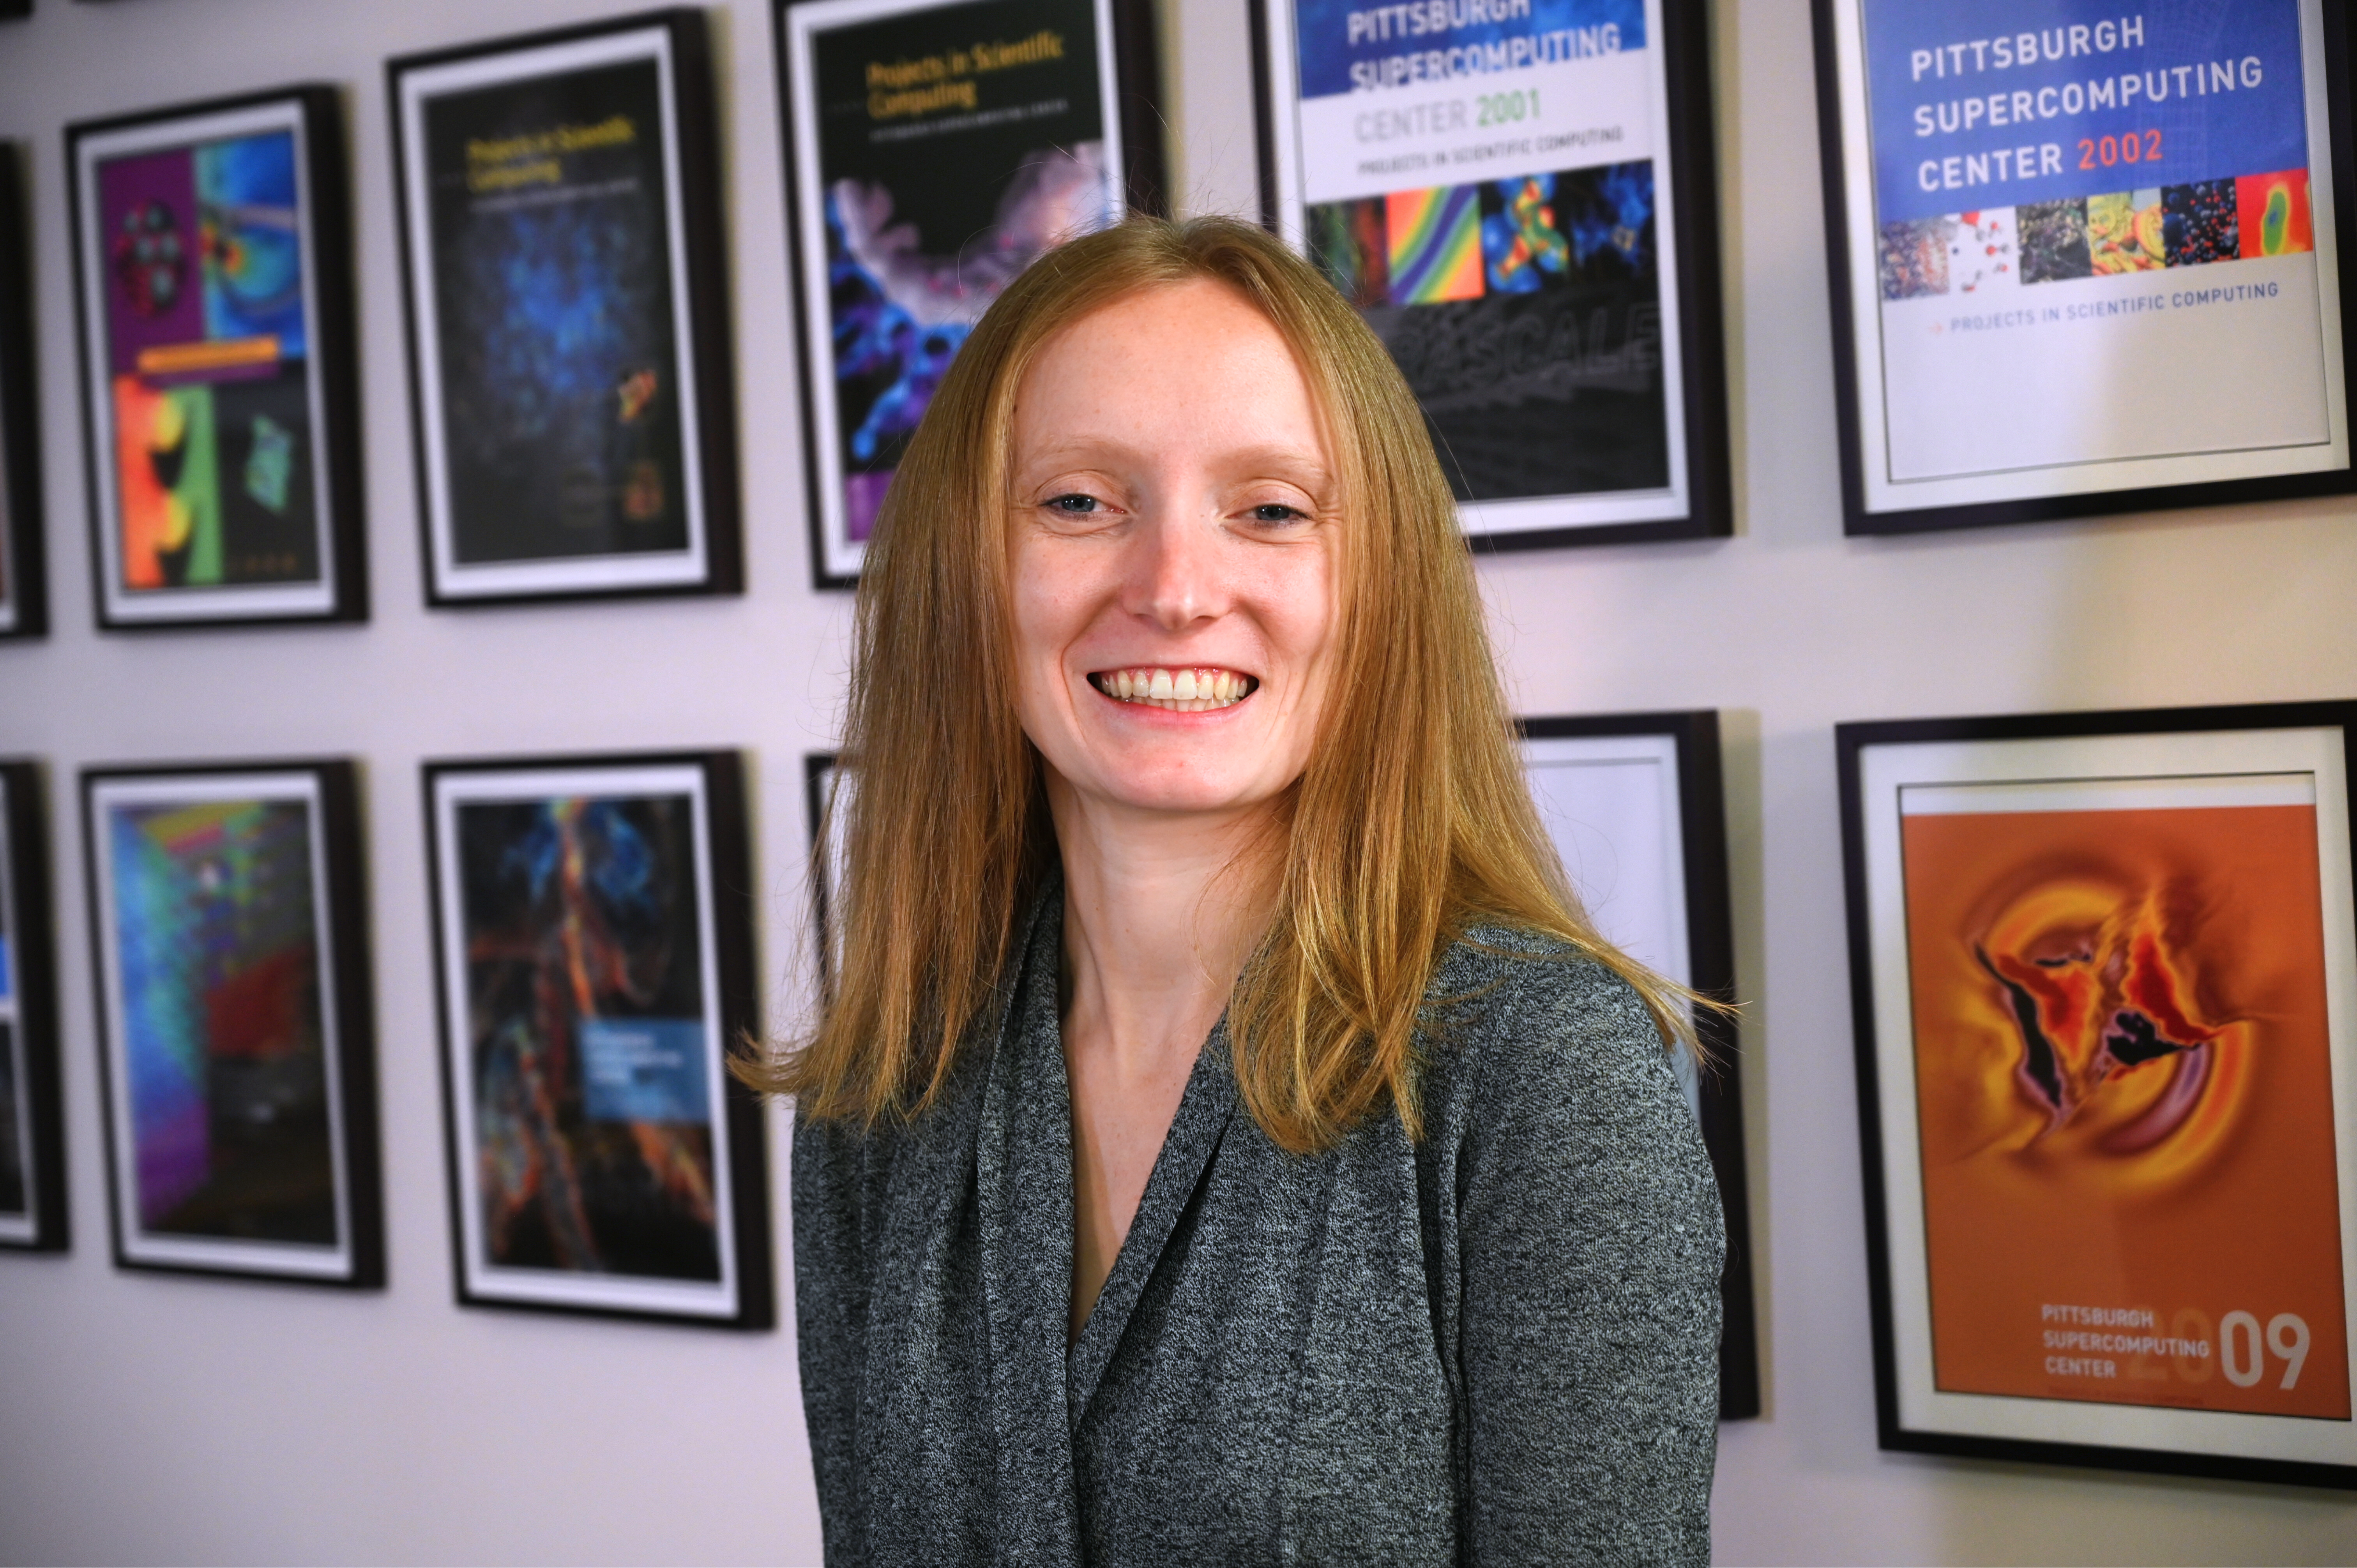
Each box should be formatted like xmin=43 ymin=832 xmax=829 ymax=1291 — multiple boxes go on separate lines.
xmin=746 ymin=215 xmax=1724 ymax=1564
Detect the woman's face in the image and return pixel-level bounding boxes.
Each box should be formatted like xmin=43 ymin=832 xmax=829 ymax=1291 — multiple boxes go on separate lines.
xmin=1007 ymin=278 xmax=1338 ymax=824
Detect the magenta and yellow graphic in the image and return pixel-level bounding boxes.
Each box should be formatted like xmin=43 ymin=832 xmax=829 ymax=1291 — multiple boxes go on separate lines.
xmin=1384 ymin=185 xmax=1483 ymax=305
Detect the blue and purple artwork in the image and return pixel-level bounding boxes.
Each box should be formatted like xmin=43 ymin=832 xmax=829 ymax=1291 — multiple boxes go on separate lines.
xmin=108 ymin=795 xmax=336 ymax=1243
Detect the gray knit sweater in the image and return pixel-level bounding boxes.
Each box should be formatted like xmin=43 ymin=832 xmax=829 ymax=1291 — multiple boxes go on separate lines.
xmin=792 ymin=894 xmax=1723 ymax=1565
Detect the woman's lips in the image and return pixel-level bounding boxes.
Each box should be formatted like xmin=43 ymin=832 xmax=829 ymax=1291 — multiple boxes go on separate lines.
xmin=1087 ymin=666 xmax=1258 ymax=712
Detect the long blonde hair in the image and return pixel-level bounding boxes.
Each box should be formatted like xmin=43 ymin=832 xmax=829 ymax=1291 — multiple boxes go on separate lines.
xmin=753 ymin=215 xmax=1696 ymax=1153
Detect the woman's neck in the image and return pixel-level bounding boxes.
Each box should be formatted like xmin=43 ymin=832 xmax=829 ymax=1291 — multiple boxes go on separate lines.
xmin=1047 ymin=776 xmax=1276 ymax=1071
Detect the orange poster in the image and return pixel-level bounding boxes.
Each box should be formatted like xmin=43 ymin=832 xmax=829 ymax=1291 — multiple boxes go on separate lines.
xmin=1900 ymin=797 xmax=2349 ymax=1420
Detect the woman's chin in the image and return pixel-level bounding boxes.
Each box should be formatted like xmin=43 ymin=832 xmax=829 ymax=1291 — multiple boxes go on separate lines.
xmin=1064 ymin=763 xmax=1289 ymax=823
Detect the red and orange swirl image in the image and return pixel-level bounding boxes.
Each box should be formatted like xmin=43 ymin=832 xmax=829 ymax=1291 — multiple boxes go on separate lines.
xmin=1902 ymin=799 xmax=2349 ymax=1418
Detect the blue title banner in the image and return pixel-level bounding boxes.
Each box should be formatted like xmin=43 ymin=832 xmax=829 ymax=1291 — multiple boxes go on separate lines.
xmin=1864 ymin=0 xmax=2308 ymax=224
xmin=580 ymin=1017 xmax=712 ymax=1126
xmin=1293 ymin=0 xmax=1645 ymax=100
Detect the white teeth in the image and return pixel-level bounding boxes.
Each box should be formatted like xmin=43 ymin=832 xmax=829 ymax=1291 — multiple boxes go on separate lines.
xmin=1094 ymin=667 xmax=1256 ymax=713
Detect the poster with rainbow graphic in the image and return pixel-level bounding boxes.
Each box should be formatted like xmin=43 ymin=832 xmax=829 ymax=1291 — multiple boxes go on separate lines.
xmin=1260 ymin=0 xmax=1725 ymax=546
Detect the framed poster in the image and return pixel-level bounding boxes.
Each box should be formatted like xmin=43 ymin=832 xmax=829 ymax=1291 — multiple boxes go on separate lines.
xmin=1253 ymin=0 xmax=1730 ymax=550
xmin=0 ymin=145 xmax=48 ymax=641
xmin=82 ymin=761 xmax=383 ymax=1285
xmin=65 ymin=87 xmax=366 ymax=629
xmin=1813 ymin=0 xmax=2357 ymax=534
xmin=777 ymin=0 xmax=1166 ymax=587
xmin=390 ymin=10 xmax=743 ymax=606
xmin=1838 ymin=702 xmax=2357 ymax=1487
xmin=424 ymin=752 xmax=772 ymax=1327
xmin=0 ymin=761 xmax=65 ymax=1251
xmin=1519 ymin=712 xmax=1758 ymax=1419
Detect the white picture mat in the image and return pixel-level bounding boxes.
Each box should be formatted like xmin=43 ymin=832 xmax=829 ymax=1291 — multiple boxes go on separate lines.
xmin=0 ymin=769 xmax=32 ymax=1243
xmin=431 ymin=762 xmax=742 ymax=1317
xmin=810 ymin=758 xmax=850 ymax=975
xmin=1260 ymin=0 xmax=1692 ymax=534
xmin=1856 ymin=726 xmax=2357 ymax=1466
xmin=397 ymin=26 xmax=711 ymax=598
xmin=1825 ymin=0 xmax=2351 ymax=515
xmin=1521 ymin=730 xmax=1701 ymax=1118
xmin=89 ymin=770 xmax=354 ymax=1277
xmin=788 ymin=0 xmax=1129 ymax=582
xmin=71 ymin=101 xmax=339 ymax=622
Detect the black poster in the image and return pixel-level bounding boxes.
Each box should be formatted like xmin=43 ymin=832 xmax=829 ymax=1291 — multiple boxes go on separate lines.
xmin=786 ymin=0 xmax=1134 ymax=581
xmin=424 ymin=60 xmax=685 ymax=564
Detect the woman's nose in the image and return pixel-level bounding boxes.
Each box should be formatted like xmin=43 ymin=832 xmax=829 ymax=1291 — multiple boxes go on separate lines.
xmin=1125 ymin=507 xmax=1228 ymax=632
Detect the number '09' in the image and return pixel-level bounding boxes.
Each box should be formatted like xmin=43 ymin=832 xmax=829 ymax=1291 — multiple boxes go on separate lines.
xmin=2220 ymin=1311 xmax=2311 ymax=1390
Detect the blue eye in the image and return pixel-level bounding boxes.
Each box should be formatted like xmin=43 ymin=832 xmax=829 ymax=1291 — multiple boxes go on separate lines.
xmin=1046 ymin=494 xmax=1101 ymax=514
xmin=1251 ymin=503 xmax=1305 ymax=523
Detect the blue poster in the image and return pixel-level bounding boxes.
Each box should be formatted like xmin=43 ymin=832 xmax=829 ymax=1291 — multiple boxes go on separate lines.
xmin=1865 ymin=1 xmax=2308 ymax=226
xmin=1292 ymin=0 xmax=1645 ymax=99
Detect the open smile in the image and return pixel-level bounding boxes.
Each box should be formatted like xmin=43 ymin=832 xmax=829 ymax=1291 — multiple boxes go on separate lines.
xmin=1087 ymin=666 xmax=1259 ymax=713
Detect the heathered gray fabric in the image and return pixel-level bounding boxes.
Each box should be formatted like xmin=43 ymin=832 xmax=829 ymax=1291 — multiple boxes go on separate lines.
xmin=792 ymin=892 xmax=1723 ymax=1566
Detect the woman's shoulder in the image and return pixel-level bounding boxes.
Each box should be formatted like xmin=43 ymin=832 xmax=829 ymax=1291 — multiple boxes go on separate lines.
xmin=1416 ymin=923 xmax=1691 ymax=1142
xmin=1428 ymin=923 xmax=1664 ymax=1053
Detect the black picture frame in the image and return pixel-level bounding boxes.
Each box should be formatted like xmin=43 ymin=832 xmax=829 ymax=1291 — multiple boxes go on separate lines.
xmin=422 ymin=750 xmax=773 ymax=1329
xmin=64 ymin=86 xmax=366 ymax=630
xmin=1838 ymin=700 xmax=2357 ymax=1487
xmin=81 ymin=759 xmax=383 ymax=1287
xmin=1251 ymin=0 xmax=1732 ymax=552
xmin=0 ymin=145 xmax=49 ymax=641
xmin=777 ymin=0 xmax=1169 ymax=588
xmin=1517 ymin=711 xmax=1759 ymax=1420
xmin=1811 ymin=0 xmax=2357 ymax=536
xmin=0 ymin=760 xmax=66 ymax=1251
xmin=804 ymin=750 xmax=847 ymax=989
xmin=389 ymin=9 xmax=744 ymax=607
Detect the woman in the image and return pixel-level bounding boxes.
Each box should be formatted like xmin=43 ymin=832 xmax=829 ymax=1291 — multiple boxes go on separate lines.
xmin=762 ymin=215 xmax=1723 ymax=1565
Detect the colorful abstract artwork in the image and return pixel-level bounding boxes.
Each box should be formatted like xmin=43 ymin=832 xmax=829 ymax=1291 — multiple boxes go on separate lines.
xmin=105 ymin=793 xmax=337 ymax=1246
xmin=1306 ymin=196 xmax=1387 ymax=308
xmin=2017 ymin=198 xmax=2094 ymax=284
xmin=92 ymin=131 xmax=320 ymax=594
xmin=1879 ymin=218 xmax=1951 ymax=299
xmin=2087 ymin=189 xmax=2164 ymax=274
xmin=1384 ymin=185 xmax=1483 ymax=305
xmin=1479 ymin=173 xmax=1571 ymax=294
xmin=432 ymin=754 xmax=767 ymax=1324
xmin=1901 ymin=784 xmax=2349 ymax=1421
xmin=454 ymin=791 xmax=719 ymax=1282
xmin=2163 ymin=180 xmax=2238 ymax=266
xmin=795 ymin=0 xmax=1124 ymax=577
xmin=2238 ymin=170 xmax=2314 ymax=258
xmin=1302 ymin=160 xmax=1668 ymax=502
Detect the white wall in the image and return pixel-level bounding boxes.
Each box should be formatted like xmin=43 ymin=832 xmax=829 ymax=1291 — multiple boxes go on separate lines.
xmin=0 ymin=0 xmax=2353 ymax=1562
